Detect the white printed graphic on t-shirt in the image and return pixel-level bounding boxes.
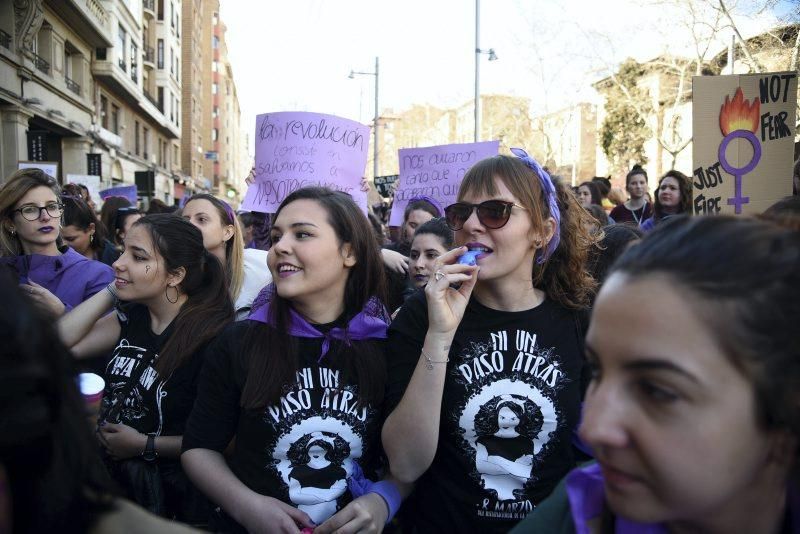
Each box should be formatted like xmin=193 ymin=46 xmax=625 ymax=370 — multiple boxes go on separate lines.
xmin=104 ymin=338 xmax=166 ymax=434
xmin=453 ymin=329 xmax=565 ymax=514
xmin=272 ymin=416 xmax=362 ymax=524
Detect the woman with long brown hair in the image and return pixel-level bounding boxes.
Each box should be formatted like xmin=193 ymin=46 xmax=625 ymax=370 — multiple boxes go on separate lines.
xmin=383 ymin=148 xmax=597 ymax=533
xmin=182 ymin=187 xmax=403 ymax=533
xmin=57 ymin=214 xmax=234 ymax=522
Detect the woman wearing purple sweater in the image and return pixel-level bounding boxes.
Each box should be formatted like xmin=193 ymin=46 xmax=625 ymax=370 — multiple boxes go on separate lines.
xmin=0 ymin=168 xmax=113 ymax=316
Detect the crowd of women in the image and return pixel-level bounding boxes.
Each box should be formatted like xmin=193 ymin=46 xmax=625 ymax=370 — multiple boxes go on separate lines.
xmin=0 ymin=154 xmax=798 ymax=534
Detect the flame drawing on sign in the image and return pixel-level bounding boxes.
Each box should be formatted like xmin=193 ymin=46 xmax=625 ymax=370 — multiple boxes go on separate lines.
xmin=717 ymin=87 xmax=762 ymax=214
xmin=719 ymin=87 xmax=760 ymax=136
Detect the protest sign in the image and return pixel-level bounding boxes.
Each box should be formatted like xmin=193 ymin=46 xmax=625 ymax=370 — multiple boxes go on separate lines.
xmin=18 ymin=161 xmax=58 ymax=179
xmin=389 ymin=141 xmax=499 ymax=226
xmin=241 ymin=112 xmax=370 ymax=213
xmin=692 ymin=72 xmax=797 ymax=215
xmin=99 ymin=184 xmax=138 ymax=205
xmin=67 ymin=174 xmax=102 ymax=202
xmin=374 ymin=174 xmax=399 ymax=197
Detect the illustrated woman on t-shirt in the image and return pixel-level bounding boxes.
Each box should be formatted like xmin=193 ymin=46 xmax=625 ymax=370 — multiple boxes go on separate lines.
xmin=182 ymin=187 xmax=408 ymax=534
xmin=383 ymin=149 xmax=597 ymax=533
xmin=287 ymin=432 xmax=350 ymax=521
xmin=182 ymin=194 xmax=271 ymax=319
xmin=57 ymin=214 xmax=234 ymax=521
xmin=474 ymin=396 xmax=544 ymax=501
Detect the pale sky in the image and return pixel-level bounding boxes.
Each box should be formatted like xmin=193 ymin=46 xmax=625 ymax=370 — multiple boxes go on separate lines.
xmin=220 ymin=0 xmax=789 ymax=153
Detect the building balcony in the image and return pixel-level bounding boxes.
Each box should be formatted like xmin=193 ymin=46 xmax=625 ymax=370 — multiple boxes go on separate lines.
xmin=0 ymin=29 xmax=11 ymax=50
xmin=142 ymin=0 xmax=155 ymax=17
xmin=43 ymin=0 xmax=113 ymax=47
xmin=93 ymin=57 xmax=141 ymax=108
xmin=143 ymin=89 xmax=162 ymax=112
xmin=65 ymin=76 xmax=81 ymax=95
xmin=143 ymin=45 xmax=155 ymax=68
xmin=32 ymin=52 xmax=50 ymax=75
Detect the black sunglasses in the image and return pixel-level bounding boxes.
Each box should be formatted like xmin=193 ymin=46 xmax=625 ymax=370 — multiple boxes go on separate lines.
xmin=444 ymin=200 xmax=527 ymax=231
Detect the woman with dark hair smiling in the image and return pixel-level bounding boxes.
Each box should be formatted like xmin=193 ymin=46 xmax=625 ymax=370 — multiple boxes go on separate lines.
xmin=57 ymin=213 xmax=234 ymax=522
xmin=182 ymin=187 xmax=407 ymax=534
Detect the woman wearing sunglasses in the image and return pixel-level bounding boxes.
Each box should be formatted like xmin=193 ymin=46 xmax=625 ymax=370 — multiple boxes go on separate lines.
xmin=0 ymin=168 xmax=114 ymax=317
xmin=383 ymin=149 xmax=596 ymax=533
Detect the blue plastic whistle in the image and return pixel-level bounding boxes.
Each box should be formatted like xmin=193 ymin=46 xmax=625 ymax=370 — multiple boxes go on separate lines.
xmin=457 ymin=250 xmax=481 ymax=266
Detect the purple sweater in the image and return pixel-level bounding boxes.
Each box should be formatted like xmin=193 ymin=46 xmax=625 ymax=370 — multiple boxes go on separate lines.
xmin=1 ymin=246 xmax=114 ymax=311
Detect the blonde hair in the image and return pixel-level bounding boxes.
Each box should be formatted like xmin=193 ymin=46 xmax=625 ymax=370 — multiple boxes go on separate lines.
xmin=183 ymin=194 xmax=245 ymax=301
xmin=0 ymin=169 xmax=62 ymax=256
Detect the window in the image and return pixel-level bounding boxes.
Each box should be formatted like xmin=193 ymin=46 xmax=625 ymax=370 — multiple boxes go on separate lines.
xmin=157 ymin=0 xmax=164 ymax=20
xmin=170 ymin=2 xmax=175 ymax=30
xmin=212 ymin=60 xmax=217 ymax=72
xmin=212 ymin=128 xmax=218 ymax=141
xmin=169 ymin=92 xmax=174 ymax=122
xmin=157 ymin=39 xmax=163 ymax=68
xmin=212 ymin=35 xmax=219 ymax=49
xmin=134 ymin=121 xmax=140 ymax=156
xmin=143 ymin=127 xmax=149 ymax=160
xmin=100 ymin=95 xmax=108 ymax=129
xmin=175 ymin=59 xmax=179 ymax=82
xmin=157 ymin=86 xmax=164 ymax=111
xmin=111 ymin=104 xmax=120 ymax=134
xmin=176 ymin=14 xmax=180 ymax=37
xmin=212 ymin=83 xmax=217 ymax=95
xmin=212 ymin=106 xmax=218 ymax=118
xmin=130 ymin=41 xmax=138 ymax=82
xmin=117 ymin=25 xmax=126 ymax=71
xmin=169 ymin=47 xmax=173 ymax=75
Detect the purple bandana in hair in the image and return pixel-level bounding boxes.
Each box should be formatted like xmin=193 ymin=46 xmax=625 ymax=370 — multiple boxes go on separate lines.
xmin=406 ymin=195 xmax=443 ymax=216
xmin=509 ymin=147 xmax=561 ymax=263
xmin=248 ymin=284 xmax=390 ymax=362
xmin=218 ymin=198 xmax=236 ymax=225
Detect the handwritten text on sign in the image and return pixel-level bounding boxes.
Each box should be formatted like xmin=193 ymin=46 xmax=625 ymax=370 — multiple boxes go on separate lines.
xmin=390 ymin=141 xmax=499 ymax=226
xmin=692 ymin=72 xmax=796 ymax=216
xmin=241 ymin=112 xmax=370 ymax=213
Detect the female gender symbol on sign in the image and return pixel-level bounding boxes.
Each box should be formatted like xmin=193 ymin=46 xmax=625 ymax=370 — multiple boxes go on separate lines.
xmin=717 ymin=129 xmax=762 ymax=214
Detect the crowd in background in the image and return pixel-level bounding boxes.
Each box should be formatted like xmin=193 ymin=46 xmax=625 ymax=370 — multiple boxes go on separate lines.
xmin=0 ymin=154 xmax=798 ymax=534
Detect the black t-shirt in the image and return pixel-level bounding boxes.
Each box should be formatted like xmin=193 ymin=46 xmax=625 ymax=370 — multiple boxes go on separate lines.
xmin=101 ymin=303 xmax=205 ymax=437
xmin=386 ymin=291 xmax=585 ymax=534
xmin=182 ymin=320 xmax=387 ymax=526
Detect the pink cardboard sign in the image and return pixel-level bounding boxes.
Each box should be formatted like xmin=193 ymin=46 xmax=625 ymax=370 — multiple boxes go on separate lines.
xmin=241 ymin=112 xmax=370 ymax=214
xmin=389 ymin=141 xmax=500 ymax=226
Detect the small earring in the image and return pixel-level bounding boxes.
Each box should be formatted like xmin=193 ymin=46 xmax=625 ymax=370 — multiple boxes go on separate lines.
xmin=9 ymin=228 xmax=15 ymax=237
xmin=90 ymin=234 xmax=94 ymax=244
xmin=165 ymin=285 xmax=179 ymax=304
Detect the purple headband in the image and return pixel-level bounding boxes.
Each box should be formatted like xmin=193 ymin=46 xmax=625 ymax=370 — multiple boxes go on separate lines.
xmin=406 ymin=195 xmax=443 ymax=217
xmin=188 ymin=194 xmax=236 ymax=225
xmin=509 ymin=147 xmax=561 ymax=263
xmin=248 ymin=284 xmax=389 ymax=362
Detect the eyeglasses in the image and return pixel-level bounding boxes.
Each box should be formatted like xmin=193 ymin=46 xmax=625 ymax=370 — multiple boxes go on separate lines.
xmin=444 ymin=200 xmax=526 ymax=231
xmin=13 ymin=202 xmax=64 ymax=221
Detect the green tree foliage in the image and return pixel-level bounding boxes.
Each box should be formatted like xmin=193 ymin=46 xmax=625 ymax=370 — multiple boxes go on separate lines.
xmin=599 ymin=59 xmax=652 ymax=174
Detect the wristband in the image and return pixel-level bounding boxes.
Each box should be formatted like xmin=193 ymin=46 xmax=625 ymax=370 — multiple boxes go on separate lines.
xmin=369 ymin=480 xmax=401 ymax=524
xmin=346 ymin=464 xmax=401 ymax=524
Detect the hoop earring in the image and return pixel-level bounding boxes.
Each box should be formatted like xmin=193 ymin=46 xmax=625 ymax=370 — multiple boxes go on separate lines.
xmin=165 ymin=285 xmax=179 ymax=304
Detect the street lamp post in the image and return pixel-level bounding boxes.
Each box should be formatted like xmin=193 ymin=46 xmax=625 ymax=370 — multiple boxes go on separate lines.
xmin=474 ymin=0 xmax=497 ymax=142
xmin=349 ymin=57 xmax=380 ymax=179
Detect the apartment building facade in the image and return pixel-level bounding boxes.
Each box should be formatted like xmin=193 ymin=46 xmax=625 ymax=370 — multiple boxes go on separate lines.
xmin=0 ymin=0 xmax=186 ymax=205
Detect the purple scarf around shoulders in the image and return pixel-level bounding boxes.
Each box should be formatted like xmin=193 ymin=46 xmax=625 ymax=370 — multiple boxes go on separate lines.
xmin=247 ymin=284 xmax=389 ymax=362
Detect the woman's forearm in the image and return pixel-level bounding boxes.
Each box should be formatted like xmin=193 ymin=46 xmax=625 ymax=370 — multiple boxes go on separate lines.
xmin=381 ymin=331 xmax=452 ymax=484
xmin=57 ymin=284 xmax=115 ymax=348
xmin=181 ymin=448 xmax=261 ymax=526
